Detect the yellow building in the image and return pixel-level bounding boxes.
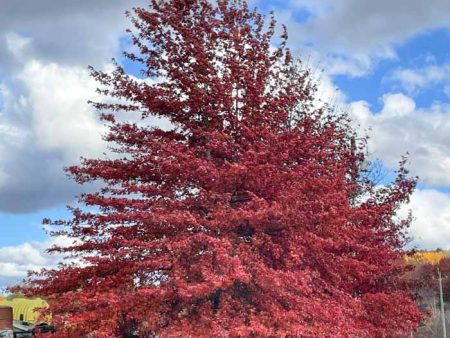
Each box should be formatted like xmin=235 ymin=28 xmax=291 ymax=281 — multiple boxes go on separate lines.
xmin=0 ymin=297 xmax=48 ymax=323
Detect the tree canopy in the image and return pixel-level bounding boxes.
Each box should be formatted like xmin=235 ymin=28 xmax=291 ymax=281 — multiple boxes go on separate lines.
xmin=15 ymin=0 xmax=423 ymax=336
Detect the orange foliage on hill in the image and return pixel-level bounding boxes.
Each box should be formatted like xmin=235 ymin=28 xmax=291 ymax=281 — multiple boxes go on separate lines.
xmin=405 ymin=251 xmax=447 ymax=265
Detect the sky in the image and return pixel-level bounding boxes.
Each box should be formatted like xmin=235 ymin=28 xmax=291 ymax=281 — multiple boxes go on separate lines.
xmin=1 ymin=0 xmax=450 ymax=289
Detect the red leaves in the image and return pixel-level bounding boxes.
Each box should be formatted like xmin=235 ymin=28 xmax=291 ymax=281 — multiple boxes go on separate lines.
xmin=14 ymin=0 xmax=423 ymax=336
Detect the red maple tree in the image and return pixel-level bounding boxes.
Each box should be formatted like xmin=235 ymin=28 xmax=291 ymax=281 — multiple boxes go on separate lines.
xmin=16 ymin=0 xmax=424 ymax=336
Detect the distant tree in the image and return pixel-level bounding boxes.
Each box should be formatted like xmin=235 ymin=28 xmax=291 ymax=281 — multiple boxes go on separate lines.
xmin=14 ymin=0 xmax=423 ymax=336
xmin=409 ymin=257 xmax=450 ymax=337
xmin=418 ymin=257 xmax=450 ymax=303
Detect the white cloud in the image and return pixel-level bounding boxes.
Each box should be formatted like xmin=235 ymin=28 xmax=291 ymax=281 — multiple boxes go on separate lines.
xmin=0 ymin=1 xmax=144 ymax=212
xmin=264 ymin=0 xmax=450 ymax=76
xmin=402 ymin=189 xmax=450 ymax=250
xmin=0 ymin=58 xmax=107 ymax=212
xmin=389 ymin=63 xmax=450 ymax=94
xmin=5 ymin=32 xmax=31 ymax=61
xmin=350 ymin=93 xmax=450 ymax=187
xmin=0 ymin=58 xmax=169 ymax=212
xmin=0 ymin=0 xmax=145 ymax=74
xmin=0 ymin=243 xmax=46 ymax=269
xmin=379 ymin=93 xmax=416 ymax=118
xmin=1 ymin=34 xmax=107 ymax=162
xmin=297 ymin=0 xmax=450 ymax=48
xmin=19 ymin=60 xmax=106 ymax=159
xmin=0 ymin=236 xmax=72 ymax=281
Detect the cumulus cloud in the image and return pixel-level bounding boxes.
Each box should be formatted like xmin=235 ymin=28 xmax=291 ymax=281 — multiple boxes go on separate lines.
xmin=0 ymin=0 xmax=145 ymax=74
xmin=389 ymin=63 xmax=450 ymax=94
xmin=401 ymin=189 xmax=450 ymax=250
xmin=0 ymin=235 xmax=74 ymax=289
xmin=299 ymin=0 xmax=450 ymax=48
xmin=4 ymin=32 xmax=32 ymax=62
xmin=262 ymin=0 xmax=450 ymax=76
xmin=350 ymin=93 xmax=450 ymax=187
xmin=0 ymin=1 xmax=144 ymax=213
xmin=20 ymin=61 xmax=106 ymax=159
xmin=0 ymin=59 xmax=106 ymax=212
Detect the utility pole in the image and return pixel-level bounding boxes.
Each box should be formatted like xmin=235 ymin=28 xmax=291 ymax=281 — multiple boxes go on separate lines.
xmin=438 ymin=268 xmax=447 ymax=338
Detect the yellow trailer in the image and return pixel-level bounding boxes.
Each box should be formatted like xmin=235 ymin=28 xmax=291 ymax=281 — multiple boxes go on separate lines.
xmin=0 ymin=298 xmax=48 ymax=324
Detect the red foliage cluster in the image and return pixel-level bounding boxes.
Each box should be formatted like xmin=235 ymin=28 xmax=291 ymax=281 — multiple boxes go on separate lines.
xmin=15 ymin=0 xmax=423 ymax=336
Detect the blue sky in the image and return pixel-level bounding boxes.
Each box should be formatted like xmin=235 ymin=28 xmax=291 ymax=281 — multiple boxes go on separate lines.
xmin=1 ymin=0 xmax=450 ymax=289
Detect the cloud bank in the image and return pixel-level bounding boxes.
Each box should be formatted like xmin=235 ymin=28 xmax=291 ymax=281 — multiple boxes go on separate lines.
xmin=0 ymin=1 xmax=145 ymax=213
xmin=350 ymin=93 xmax=450 ymax=187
